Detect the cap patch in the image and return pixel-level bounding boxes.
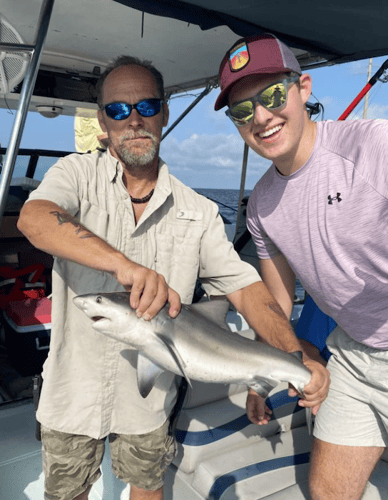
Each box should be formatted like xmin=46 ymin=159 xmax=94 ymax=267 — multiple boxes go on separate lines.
xmin=229 ymin=41 xmax=250 ymax=72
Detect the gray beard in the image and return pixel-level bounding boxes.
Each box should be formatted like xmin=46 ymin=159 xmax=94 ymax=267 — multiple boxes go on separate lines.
xmin=118 ymin=130 xmax=159 ymax=168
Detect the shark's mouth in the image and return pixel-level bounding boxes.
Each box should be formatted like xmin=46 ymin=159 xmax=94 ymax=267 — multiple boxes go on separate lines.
xmin=90 ymin=316 xmax=111 ymax=331
xmin=91 ymin=316 xmax=105 ymax=322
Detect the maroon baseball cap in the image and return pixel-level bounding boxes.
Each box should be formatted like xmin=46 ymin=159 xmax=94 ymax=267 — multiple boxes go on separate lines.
xmin=214 ymin=34 xmax=301 ymax=110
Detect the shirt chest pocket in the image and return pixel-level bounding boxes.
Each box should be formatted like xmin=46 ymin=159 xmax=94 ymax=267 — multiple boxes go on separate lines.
xmin=79 ymin=199 xmax=119 ymax=247
xmin=153 ymin=213 xmax=205 ymax=299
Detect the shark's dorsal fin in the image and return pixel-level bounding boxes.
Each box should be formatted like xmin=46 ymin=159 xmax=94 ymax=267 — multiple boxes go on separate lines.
xmin=290 ymin=351 xmax=303 ymax=362
xmin=189 ymin=299 xmax=230 ymax=329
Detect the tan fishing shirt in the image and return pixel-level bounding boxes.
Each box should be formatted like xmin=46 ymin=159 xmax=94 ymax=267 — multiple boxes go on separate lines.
xmin=28 ymin=149 xmax=260 ymax=438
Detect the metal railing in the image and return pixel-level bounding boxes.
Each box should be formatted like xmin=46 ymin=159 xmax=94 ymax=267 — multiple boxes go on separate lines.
xmin=0 ymin=148 xmax=71 ymax=179
xmin=0 ymin=0 xmax=55 ymax=228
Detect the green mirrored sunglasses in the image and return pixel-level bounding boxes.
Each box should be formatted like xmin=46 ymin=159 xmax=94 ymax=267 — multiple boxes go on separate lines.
xmin=226 ymin=74 xmax=300 ymax=127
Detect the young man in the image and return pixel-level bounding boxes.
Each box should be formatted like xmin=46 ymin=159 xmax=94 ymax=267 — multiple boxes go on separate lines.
xmin=18 ymin=55 xmax=328 ymax=500
xmin=215 ymin=33 xmax=388 ymax=500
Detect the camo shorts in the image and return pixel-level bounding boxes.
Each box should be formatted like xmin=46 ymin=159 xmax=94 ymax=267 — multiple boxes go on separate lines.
xmin=41 ymin=419 xmax=176 ymax=500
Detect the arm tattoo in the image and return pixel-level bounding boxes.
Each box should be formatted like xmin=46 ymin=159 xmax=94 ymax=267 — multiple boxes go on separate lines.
xmin=50 ymin=211 xmax=95 ymax=239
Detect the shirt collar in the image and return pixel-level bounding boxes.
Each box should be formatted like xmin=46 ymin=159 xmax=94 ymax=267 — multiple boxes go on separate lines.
xmin=105 ymin=148 xmax=122 ymax=183
xmin=104 ymin=148 xmax=172 ymax=195
xmin=155 ymin=157 xmax=172 ymax=199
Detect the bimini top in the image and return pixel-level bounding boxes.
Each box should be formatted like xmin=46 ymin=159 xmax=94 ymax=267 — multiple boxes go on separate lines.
xmin=1 ymin=0 xmax=387 ymax=115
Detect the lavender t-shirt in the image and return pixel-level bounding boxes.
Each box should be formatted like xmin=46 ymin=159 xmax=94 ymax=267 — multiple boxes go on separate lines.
xmin=247 ymin=119 xmax=388 ymax=348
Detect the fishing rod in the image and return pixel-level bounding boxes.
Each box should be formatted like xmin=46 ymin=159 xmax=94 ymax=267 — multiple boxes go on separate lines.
xmin=338 ymin=58 xmax=388 ymax=120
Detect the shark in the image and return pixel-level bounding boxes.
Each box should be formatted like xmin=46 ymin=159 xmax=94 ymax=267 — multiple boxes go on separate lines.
xmin=73 ymin=292 xmax=311 ymax=400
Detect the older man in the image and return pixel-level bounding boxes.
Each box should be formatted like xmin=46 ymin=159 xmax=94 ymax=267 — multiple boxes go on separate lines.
xmin=18 ymin=55 xmax=327 ymax=500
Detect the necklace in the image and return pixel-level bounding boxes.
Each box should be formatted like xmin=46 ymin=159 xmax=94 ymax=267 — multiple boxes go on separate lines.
xmin=130 ymin=189 xmax=154 ymax=204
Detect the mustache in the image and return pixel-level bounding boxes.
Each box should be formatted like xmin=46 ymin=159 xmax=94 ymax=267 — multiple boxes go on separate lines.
xmin=120 ymin=130 xmax=157 ymax=141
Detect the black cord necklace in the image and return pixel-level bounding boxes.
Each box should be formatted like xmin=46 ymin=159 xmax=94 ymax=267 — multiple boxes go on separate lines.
xmin=130 ymin=189 xmax=154 ymax=204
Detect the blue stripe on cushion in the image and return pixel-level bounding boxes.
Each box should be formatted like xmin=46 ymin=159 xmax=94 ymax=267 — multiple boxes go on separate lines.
xmin=265 ymin=390 xmax=299 ymax=412
xmin=176 ymin=390 xmax=302 ymax=446
xmin=208 ymin=452 xmax=310 ymax=500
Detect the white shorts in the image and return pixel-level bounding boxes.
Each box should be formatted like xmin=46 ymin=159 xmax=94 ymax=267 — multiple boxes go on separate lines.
xmin=314 ymin=326 xmax=388 ymax=447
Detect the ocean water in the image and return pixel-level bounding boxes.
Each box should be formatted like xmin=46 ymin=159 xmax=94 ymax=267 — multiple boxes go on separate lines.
xmin=0 ymin=155 xmax=57 ymax=182
xmin=194 ymin=188 xmax=252 ymax=225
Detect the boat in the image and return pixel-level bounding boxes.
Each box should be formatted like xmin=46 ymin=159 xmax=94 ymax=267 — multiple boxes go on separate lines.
xmin=1 ymin=1 xmax=388 ymax=498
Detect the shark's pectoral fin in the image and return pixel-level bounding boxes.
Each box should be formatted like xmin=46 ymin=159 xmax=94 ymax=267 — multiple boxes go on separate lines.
xmin=250 ymin=378 xmax=279 ymax=398
xmin=159 ymin=335 xmax=192 ymax=389
xmin=136 ymin=336 xmax=192 ymax=398
xmin=137 ymin=354 xmax=166 ymax=398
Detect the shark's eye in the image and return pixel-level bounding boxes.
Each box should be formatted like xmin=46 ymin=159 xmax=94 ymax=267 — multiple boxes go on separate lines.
xmin=96 ymin=296 xmax=102 ymax=304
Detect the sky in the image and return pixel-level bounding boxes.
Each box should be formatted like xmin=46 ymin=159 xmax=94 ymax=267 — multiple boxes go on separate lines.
xmin=1 ymin=55 xmax=388 ymax=190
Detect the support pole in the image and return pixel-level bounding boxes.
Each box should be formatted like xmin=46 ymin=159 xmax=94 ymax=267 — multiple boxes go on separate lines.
xmin=338 ymin=59 xmax=388 ymax=120
xmin=162 ymin=84 xmax=214 ymax=141
xmin=363 ymin=58 xmax=373 ymax=119
xmin=0 ymin=0 xmax=55 ymax=229
xmin=235 ymin=142 xmax=249 ymax=238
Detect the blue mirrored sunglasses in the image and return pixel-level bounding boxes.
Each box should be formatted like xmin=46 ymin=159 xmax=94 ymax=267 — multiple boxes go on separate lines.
xmin=226 ymin=74 xmax=299 ymax=127
xmin=101 ymin=99 xmax=163 ymax=120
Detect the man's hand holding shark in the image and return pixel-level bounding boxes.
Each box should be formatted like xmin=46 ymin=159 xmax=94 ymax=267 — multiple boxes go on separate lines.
xmin=214 ymin=282 xmax=329 ymax=423
xmin=114 ymin=256 xmax=181 ymax=321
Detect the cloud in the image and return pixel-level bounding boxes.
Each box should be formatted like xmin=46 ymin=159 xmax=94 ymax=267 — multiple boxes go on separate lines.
xmin=348 ymin=60 xmax=370 ymax=76
xmin=163 ymin=133 xmax=243 ymax=170
xmin=162 ymin=132 xmax=270 ymax=171
xmin=316 ymin=94 xmax=355 ymax=120
xmin=162 ymin=90 xmax=272 ymax=187
xmin=319 ymin=96 xmax=336 ymax=108
xmin=161 ymin=131 xmax=271 ymax=188
xmin=349 ymin=103 xmax=388 ymax=120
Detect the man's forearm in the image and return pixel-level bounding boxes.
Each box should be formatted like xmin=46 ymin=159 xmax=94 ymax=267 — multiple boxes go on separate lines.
xmin=18 ymin=200 xmax=181 ymax=320
xmin=259 ymin=255 xmax=295 ymax=320
xmin=18 ymin=199 xmax=127 ymax=277
xmin=228 ymin=281 xmax=302 ymax=353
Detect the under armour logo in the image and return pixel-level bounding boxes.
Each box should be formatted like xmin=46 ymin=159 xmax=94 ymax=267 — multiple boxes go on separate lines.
xmin=328 ymin=193 xmax=342 ymax=204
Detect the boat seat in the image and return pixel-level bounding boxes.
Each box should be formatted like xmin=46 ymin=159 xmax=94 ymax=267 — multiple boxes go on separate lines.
xmin=174 ymin=382 xmax=306 ymax=474
xmin=190 ymin=426 xmax=311 ymax=500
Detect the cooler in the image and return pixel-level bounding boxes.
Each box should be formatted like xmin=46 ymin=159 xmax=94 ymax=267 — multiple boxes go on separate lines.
xmin=2 ymin=293 xmax=51 ymax=376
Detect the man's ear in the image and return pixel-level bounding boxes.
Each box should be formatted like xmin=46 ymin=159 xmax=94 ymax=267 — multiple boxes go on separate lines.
xmin=298 ymin=73 xmax=312 ymax=105
xmin=162 ymin=102 xmax=169 ymax=128
xmin=97 ymin=109 xmax=107 ymax=133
